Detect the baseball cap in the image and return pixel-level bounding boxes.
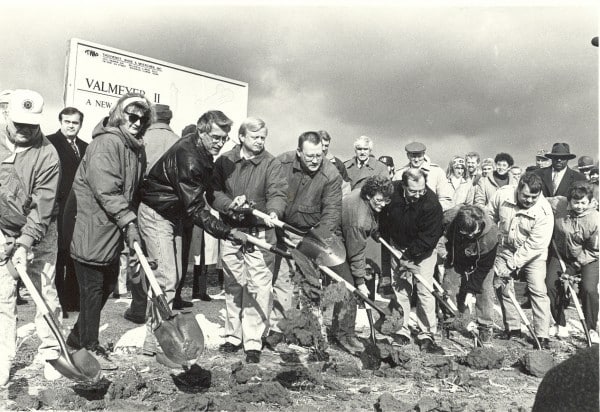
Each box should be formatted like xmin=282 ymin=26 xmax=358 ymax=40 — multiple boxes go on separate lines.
xmin=2 ymin=89 xmax=44 ymax=125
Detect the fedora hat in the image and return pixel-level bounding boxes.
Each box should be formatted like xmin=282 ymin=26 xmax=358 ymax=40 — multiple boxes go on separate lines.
xmin=545 ymin=143 xmax=576 ymax=160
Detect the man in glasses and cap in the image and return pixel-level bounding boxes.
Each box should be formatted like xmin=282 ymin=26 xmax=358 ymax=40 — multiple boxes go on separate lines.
xmin=534 ymin=143 xmax=586 ymax=197
xmin=0 ymin=89 xmax=62 ymax=383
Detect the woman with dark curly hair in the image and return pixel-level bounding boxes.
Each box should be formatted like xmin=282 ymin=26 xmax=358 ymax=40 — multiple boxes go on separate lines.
xmin=336 ymin=175 xmax=393 ymax=354
xmin=65 ymin=92 xmax=153 ymax=369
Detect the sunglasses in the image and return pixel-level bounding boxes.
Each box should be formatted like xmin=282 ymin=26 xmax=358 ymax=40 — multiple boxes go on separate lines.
xmin=125 ymin=111 xmax=150 ymax=124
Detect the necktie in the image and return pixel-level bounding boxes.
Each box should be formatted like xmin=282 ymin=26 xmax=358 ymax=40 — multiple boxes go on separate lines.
xmin=552 ymin=171 xmax=558 ymax=194
xmin=69 ymin=140 xmax=80 ymax=161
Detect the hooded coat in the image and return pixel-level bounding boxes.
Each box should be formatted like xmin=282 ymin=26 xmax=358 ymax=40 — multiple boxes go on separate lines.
xmin=67 ymin=118 xmax=146 ymax=265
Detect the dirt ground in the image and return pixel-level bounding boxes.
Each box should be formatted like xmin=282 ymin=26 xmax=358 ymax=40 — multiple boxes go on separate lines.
xmin=1 ymin=275 xmax=594 ymax=412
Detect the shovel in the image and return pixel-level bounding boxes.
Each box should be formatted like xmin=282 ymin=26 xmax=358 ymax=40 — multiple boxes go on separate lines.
xmin=13 ymin=263 xmax=101 ymax=382
xmin=376 ymin=235 xmax=459 ymax=318
xmin=133 ymin=242 xmax=204 ymax=365
xmin=251 ymin=209 xmax=307 ymax=236
xmin=499 ymin=278 xmax=542 ymax=350
xmin=551 ymin=240 xmax=592 ymax=347
xmin=243 ymin=233 xmax=390 ymax=317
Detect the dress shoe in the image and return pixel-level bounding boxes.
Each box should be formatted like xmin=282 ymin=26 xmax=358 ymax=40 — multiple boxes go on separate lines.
xmin=336 ymin=335 xmax=365 ymax=354
xmin=219 ymin=342 xmax=242 ymax=353
xmin=173 ymin=298 xmax=193 ymax=309
xmin=417 ymin=337 xmax=445 ymax=354
xmin=124 ymin=308 xmax=146 ymax=324
xmin=245 ymin=350 xmax=261 ymax=364
xmin=192 ymin=293 xmax=212 ymax=302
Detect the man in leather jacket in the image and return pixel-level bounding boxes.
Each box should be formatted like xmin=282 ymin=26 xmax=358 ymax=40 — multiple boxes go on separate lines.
xmin=137 ymin=110 xmax=247 ymax=363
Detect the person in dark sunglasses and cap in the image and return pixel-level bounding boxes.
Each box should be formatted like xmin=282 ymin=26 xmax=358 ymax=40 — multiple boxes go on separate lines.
xmin=378 ymin=155 xmax=395 ymax=179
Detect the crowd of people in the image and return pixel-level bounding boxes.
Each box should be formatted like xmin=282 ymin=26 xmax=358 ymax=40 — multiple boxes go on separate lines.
xmin=0 ymin=88 xmax=597 ymax=386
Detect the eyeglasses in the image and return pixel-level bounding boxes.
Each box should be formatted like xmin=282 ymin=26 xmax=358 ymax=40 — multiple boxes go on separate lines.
xmin=372 ymin=196 xmax=391 ymax=205
xmin=209 ymin=133 xmax=230 ymax=144
xmin=125 ymin=111 xmax=150 ymax=124
xmin=303 ymin=153 xmax=323 ymax=161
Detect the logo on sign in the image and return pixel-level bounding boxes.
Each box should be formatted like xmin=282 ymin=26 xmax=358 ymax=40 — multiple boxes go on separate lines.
xmin=85 ymin=50 xmax=99 ymax=57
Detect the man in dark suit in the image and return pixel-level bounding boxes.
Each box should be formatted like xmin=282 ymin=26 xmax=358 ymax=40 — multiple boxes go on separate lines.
xmin=535 ymin=143 xmax=586 ymax=197
xmin=47 ymin=107 xmax=87 ymax=317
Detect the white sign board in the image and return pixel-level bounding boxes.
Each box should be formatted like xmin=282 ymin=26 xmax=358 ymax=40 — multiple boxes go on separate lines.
xmin=64 ymin=38 xmax=248 ymax=143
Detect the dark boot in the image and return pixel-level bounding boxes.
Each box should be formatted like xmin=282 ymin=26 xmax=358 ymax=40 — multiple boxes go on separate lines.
xmin=192 ymin=265 xmax=211 ymax=301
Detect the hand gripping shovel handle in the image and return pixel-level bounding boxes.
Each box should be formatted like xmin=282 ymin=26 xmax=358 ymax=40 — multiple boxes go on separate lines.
xmin=379 ymin=236 xmax=459 ymax=315
xmin=318 ymin=265 xmax=390 ymax=317
xmin=133 ymin=242 xmax=173 ymax=320
xmin=251 ymin=209 xmax=307 ymax=236
xmin=244 ymin=234 xmax=293 ymax=259
xmin=551 ymin=240 xmax=592 ymax=347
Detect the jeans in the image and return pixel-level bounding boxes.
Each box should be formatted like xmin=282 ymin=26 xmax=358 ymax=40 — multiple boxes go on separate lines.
xmin=392 ymin=251 xmax=438 ymax=339
xmin=496 ymin=255 xmax=551 ymax=338
xmin=222 ymin=228 xmax=275 ymax=351
xmin=138 ymin=202 xmax=183 ymax=351
xmin=68 ymin=259 xmax=119 ymax=349
xmin=546 ymin=256 xmax=599 ymax=331
xmin=442 ymin=266 xmax=494 ymax=328
xmin=30 ymin=219 xmax=62 ymax=360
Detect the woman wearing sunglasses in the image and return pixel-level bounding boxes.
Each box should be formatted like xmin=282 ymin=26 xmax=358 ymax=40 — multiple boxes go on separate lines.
xmin=65 ymin=92 xmax=153 ymax=370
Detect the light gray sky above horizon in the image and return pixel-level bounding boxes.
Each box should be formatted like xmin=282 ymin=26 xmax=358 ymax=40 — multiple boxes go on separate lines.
xmin=1 ymin=2 xmax=598 ymax=169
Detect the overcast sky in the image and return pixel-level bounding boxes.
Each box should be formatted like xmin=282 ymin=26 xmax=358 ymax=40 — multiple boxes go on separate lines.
xmin=1 ymin=1 xmax=597 ymax=169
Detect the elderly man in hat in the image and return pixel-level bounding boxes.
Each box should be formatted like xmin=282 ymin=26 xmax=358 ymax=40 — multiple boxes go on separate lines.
xmin=0 ymin=89 xmax=63 ymax=383
xmin=534 ymin=143 xmax=586 ymax=198
xmin=394 ymin=142 xmax=454 ymax=212
xmin=577 ymin=156 xmax=595 ymax=181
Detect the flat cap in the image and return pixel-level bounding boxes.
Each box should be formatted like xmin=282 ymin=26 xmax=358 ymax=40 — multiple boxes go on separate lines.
xmin=405 ymin=141 xmax=426 ymax=153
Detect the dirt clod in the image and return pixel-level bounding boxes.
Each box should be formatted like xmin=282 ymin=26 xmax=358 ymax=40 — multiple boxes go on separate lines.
xmin=231 ymin=362 xmax=264 ymax=385
xmin=168 ymin=393 xmax=213 ymax=411
xmin=231 ymin=381 xmax=292 ymax=406
xmin=374 ymin=302 xmax=403 ymax=336
xmin=279 ymin=307 xmax=326 ymax=351
xmin=521 ymin=351 xmax=555 ymax=377
xmin=460 ymin=347 xmax=504 ymax=370
xmin=321 ymin=282 xmax=347 ymax=307
xmin=377 ymin=341 xmax=411 ymax=367
xmin=105 ymin=369 xmax=147 ymax=400
xmin=375 ymin=392 xmax=413 ymax=412
xmin=416 ymin=396 xmax=439 ymax=411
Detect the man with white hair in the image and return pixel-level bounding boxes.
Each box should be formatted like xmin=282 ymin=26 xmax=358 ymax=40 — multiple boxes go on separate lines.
xmin=0 ymin=89 xmax=62 ymax=384
xmin=344 ymin=135 xmax=388 ymax=190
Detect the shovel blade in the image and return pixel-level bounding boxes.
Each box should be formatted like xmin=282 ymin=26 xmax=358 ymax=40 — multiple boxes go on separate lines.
xmin=297 ymin=226 xmax=346 ymax=266
xmin=155 ymin=312 xmax=204 ymax=365
xmin=48 ymin=349 xmax=102 ymax=383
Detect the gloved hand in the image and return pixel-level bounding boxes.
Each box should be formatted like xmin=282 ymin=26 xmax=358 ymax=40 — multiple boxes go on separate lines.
xmin=357 ymin=283 xmax=370 ymax=297
xmin=371 ymin=229 xmax=381 ymax=243
xmin=11 ymin=244 xmax=30 ymax=269
xmin=262 ymin=211 xmax=279 ymax=228
xmin=228 ymin=229 xmax=248 ymax=246
xmin=125 ymin=221 xmax=142 ymax=250
xmin=397 ymin=257 xmax=420 ymax=275
xmin=494 ymin=253 xmax=514 ymax=279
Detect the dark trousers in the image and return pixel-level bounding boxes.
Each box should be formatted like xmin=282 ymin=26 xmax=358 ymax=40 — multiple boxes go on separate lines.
xmin=176 ymin=220 xmax=195 ymax=298
xmin=68 ymin=259 xmax=119 ymax=349
xmin=330 ymin=261 xmax=358 ymax=338
xmin=55 ymin=249 xmax=80 ymax=311
xmin=546 ymin=256 xmax=599 ymax=330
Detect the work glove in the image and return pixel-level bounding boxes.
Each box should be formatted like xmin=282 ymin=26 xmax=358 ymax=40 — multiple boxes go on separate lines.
xmin=228 ymin=228 xmax=248 ymax=246
xmin=11 ymin=244 xmax=30 ymax=271
xmin=357 ymin=283 xmax=369 ymax=297
xmin=493 ymin=251 xmax=515 ymax=279
xmin=261 ymin=211 xmax=279 ymax=228
xmin=125 ymin=221 xmax=143 ymax=268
